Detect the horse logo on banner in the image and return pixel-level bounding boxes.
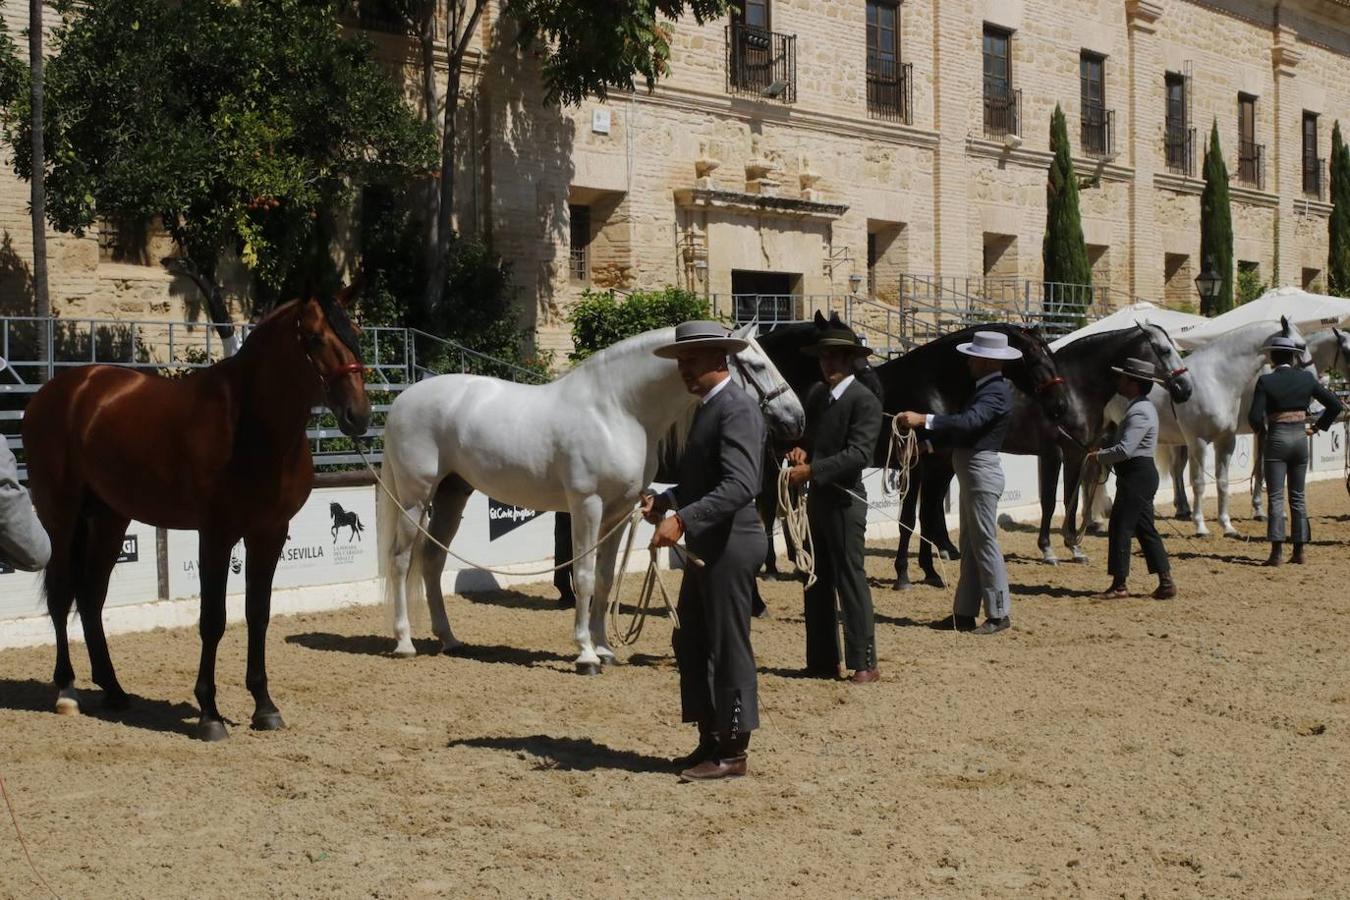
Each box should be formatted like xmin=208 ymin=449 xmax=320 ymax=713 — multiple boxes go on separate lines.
xmin=330 ymin=503 xmax=365 ymax=543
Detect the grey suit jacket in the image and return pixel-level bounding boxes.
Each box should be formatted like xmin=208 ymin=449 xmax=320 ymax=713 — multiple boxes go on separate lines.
xmin=0 ymin=442 xmax=50 ymax=571
xmin=670 ymin=380 xmax=766 ymax=559
xmin=928 ymin=374 xmax=1013 ymax=451
xmin=802 ymin=379 xmax=883 ymax=507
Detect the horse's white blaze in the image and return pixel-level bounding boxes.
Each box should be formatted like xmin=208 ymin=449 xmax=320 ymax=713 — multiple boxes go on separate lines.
xmin=376 ymin=326 xmax=803 ymax=667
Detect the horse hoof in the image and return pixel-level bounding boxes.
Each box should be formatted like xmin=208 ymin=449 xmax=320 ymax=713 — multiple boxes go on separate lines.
xmin=893 ymin=578 xmax=912 ymax=592
xmin=575 ymin=662 xmax=602 ymax=676
xmin=392 ymin=645 xmax=417 ymax=659
xmin=1223 ymin=529 xmax=1241 ymax=539
xmin=1041 ymin=554 xmax=1059 ymax=566
xmin=939 ymin=549 xmax=960 ymax=561
xmin=251 ymin=711 xmax=286 ymax=732
xmin=54 ymin=693 xmax=80 ymax=717
xmin=197 ymin=720 xmax=230 ymax=742
xmin=922 ymin=575 xmax=946 ymax=589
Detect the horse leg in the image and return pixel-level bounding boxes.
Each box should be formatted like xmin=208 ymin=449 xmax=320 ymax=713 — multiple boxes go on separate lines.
xmin=1038 ymin=450 xmax=1060 ymax=564
xmin=1170 ymin=445 xmax=1193 ymax=520
xmin=1059 ymin=448 xmax=1089 ymax=563
xmin=423 ymin=475 xmax=472 ymax=654
xmin=1251 ymin=431 xmax=1266 ymax=521
xmin=42 ymin=504 xmax=80 ymax=715
xmin=893 ymin=475 xmax=919 ymax=590
xmin=588 ymin=513 xmax=629 ymax=666
xmin=194 ymin=531 xmax=234 ymax=741
xmin=756 ymin=462 xmax=780 ymax=575
xmin=75 ymin=510 xmax=133 ymax=710
xmin=918 ymin=473 xmax=949 ymax=587
xmin=569 ymin=497 xmax=605 ymax=675
xmin=1214 ymin=433 xmax=1240 ymax=537
xmin=387 ymin=499 xmax=423 ymax=659
xmin=243 ymin=524 xmax=288 ymax=731
xmin=1189 ymin=440 xmax=1210 ymax=536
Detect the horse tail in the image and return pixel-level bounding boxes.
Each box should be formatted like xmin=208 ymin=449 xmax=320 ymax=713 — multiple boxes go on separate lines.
xmin=355 ymin=516 xmax=365 ymax=534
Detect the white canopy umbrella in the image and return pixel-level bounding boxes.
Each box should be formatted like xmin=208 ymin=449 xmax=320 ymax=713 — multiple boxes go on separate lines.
xmin=1049 ymin=301 xmax=1209 ymax=352
xmin=1173 ymin=286 xmax=1350 ymax=349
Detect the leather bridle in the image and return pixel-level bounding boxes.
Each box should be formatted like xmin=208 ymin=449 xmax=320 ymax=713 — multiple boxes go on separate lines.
xmin=297 ymin=317 xmax=364 ymax=386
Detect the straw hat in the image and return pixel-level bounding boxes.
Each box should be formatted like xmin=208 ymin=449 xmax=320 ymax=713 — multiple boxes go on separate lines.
xmin=801 ymin=325 xmax=871 ymax=357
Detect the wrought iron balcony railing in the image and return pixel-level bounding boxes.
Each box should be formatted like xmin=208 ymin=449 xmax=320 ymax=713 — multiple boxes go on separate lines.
xmin=725 ymin=23 xmax=797 ymax=104
xmin=1081 ymin=105 xmax=1114 ymax=157
xmin=867 ymin=57 xmax=912 ymax=125
xmin=983 ymin=84 xmax=1021 ymax=138
xmin=1304 ymin=154 xmax=1325 ymax=199
xmin=1165 ymin=124 xmax=1195 ymax=177
xmin=1237 ymin=139 xmax=1265 ymax=189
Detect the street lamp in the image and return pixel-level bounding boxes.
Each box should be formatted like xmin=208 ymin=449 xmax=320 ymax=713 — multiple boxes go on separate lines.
xmin=1194 ymin=256 xmax=1223 ymax=307
xmin=848 ymin=272 xmax=864 ymax=295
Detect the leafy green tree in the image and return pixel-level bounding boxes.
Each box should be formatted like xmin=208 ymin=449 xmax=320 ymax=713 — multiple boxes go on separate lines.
xmin=1199 ymin=120 xmax=1234 ymax=315
xmin=383 ymin=0 xmax=731 ymax=319
xmin=568 ymin=287 xmax=711 ymax=362
xmin=3 ymin=0 xmax=436 ymax=341
xmin=1235 ymin=262 xmax=1268 ymax=305
xmin=1042 ymin=104 xmax=1091 ymax=323
xmin=1329 ymin=121 xmax=1350 ymax=297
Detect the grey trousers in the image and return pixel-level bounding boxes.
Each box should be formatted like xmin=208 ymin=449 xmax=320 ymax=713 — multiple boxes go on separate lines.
xmin=1263 ymin=423 xmax=1310 ymax=543
xmin=953 ymin=449 xmax=1011 ymax=619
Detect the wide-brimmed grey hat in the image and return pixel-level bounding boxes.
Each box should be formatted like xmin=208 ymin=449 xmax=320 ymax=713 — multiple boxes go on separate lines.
xmin=652 ymin=320 xmax=749 ymax=359
xmin=1110 ymin=356 xmax=1165 ymax=385
xmin=956 ymin=331 xmax=1022 ymax=361
xmin=1262 ymin=334 xmax=1302 ymax=354
xmin=801 ymin=325 xmax=871 ymax=357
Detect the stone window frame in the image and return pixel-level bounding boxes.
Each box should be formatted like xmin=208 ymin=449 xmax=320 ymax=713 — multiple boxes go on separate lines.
xmin=568 ymin=204 xmax=591 ymax=284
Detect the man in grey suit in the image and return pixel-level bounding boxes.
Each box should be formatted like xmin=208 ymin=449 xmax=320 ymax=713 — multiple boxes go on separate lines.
xmin=643 ymin=321 xmax=765 ymax=782
xmin=785 ymin=324 xmax=883 ymax=682
xmin=897 ymin=331 xmax=1019 ymax=635
xmin=0 ymin=373 xmax=51 ymax=571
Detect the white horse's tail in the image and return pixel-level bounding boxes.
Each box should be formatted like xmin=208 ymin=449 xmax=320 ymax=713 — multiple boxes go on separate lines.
xmin=376 ymin=460 xmax=428 ymax=634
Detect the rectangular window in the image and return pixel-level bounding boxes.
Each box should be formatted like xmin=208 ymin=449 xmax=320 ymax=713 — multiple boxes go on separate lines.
xmin=1080 ymin=52 xmax=1108 ymax=156
xmin=1303 ymin=111 xmax=1321 ymax=197
xmin=866 ymin=0 xmax=906 ymax=121
xmin=1238 ymin=93 xmax=1259 ymax=185
xmin=733 ymin=0 xmax=769 ymax=30
xmin=568 ymin=205 xmax=590 ymax=282
xmin=982 ymin=25 xmax=1016 ymax=136
xmin=1164 ymin=71 xmax=1188 ymax=174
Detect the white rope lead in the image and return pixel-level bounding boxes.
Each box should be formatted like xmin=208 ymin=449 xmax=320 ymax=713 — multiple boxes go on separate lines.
xmin=776 ymin=465 xmax=816 ymax=589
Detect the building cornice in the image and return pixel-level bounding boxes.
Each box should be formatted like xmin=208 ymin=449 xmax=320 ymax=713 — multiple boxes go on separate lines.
xmin=1228 ymin=184 xmax=1280 ymax=208
xmin=673 ymin=187 xmax=849 ymax=222
xmin=1295 ymin=197 xmax=1333 ymax=218
xmin=965 ymin=138 xmax=1135 ymax=184
xmin=1154 ymin=171 xmax=1204 ymax=195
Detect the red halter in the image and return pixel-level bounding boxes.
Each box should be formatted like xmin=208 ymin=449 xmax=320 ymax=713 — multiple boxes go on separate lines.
xmin=297 ymin=318 xmax=364 ymax=386
xmin=1034 ymin=375 xmax=1066 ymax=393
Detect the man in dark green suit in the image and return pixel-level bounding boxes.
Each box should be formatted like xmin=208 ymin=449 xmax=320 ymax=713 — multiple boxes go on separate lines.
xmin=785 ymin=325 xmax=884 ymax=683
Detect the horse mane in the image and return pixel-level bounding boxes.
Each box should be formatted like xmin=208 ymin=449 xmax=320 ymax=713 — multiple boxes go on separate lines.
xmin=242 ymin=294 xmax=364 ymax=365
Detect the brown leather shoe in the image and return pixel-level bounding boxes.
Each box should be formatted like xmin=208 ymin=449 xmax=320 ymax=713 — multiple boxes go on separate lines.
xmin=1152 ymin=582 xmax=1177 ymax=600
xmin=848 ymin=667 xmax=880 ymax=684
xmin=1099 ymin=584 xmax=1129 ymax=599
xmin=930 ymin=614 xmax=977 ymax=632
xmin=680 ymin=755 xmax=747 ymax=781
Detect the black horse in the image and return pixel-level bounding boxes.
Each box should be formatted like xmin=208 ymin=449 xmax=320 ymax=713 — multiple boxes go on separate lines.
xmin=874 ymin=324 xmax=1078 ymax=588
xmin=892 ymin=322 xmax=1195 ymax=586
xmin=329 ymin=502 xmax=365 ymax=543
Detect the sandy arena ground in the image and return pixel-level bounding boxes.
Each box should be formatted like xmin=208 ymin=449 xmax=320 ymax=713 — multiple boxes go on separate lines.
xmin=2 ymin=480 xmax=1350 ymax=899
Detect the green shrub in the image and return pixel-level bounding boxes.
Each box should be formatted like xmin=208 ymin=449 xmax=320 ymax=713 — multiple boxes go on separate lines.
xmin=568 ymin=287 xmax=712 ymax=363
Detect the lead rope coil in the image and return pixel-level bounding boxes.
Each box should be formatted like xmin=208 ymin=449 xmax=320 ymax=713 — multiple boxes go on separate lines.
xmin=777 ymin=465 xmax=816 ymax=590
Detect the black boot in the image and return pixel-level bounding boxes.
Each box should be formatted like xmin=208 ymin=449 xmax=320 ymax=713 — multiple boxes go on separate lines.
xmin=681 ymin=732 xmax=750 ymax=780
xmin=1290 ymin=543 xmax=1306 ymax=565
xmin=1262 ymin=541 xmax=1283 ymax=567
xmin=672 ymin=724 xmax=718 ymax=770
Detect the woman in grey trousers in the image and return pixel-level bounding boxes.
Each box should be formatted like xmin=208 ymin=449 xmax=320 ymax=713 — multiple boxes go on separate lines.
xmin=1248 ymin=335 xmax=1345 ymax=566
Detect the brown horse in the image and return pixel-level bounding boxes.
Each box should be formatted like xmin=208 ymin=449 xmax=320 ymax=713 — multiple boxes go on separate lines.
xmin=21 ymin=289 xmax=370 ymax=741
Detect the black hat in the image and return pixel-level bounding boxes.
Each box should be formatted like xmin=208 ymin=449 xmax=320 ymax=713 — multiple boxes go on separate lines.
xmin=1110 ymin=357 xmax=1164 ymax=385
xmin=801 ymin=311 xmax=871 ymax=358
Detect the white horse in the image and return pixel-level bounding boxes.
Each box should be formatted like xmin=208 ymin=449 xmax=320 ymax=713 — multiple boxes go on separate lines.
xmin=1248 ymin=325 xmax=1350 ymax=517
xmin=376 ymin=325 xmax=804 ymax=673
xmin=1097 ymin=317 xmax=1308 ymax=536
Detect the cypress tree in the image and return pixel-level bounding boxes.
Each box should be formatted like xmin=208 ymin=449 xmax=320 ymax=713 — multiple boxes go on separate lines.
xmin=1328 ymin=121 xmax=1350 ymax=297
xmin=1199 ymin=120 xmax=1234 ymax=315
xmin=1042 ymin=104 xmax=1092 ymax=323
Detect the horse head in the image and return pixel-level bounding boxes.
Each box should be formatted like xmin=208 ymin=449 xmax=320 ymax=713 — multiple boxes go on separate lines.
xmin=297 ymin=283 xmax=371 ymax=438
xmin=1277 ymin=316 xmax=1316 ymax=371
xmin=1333 ymin=326 xmax=1350 ymax=379
xmin=729 ymin=323 xmax=806 ymax=442
xmin=1136 ymin=322 xmax=1194 ymax=404
xmin=1006 ymin=325 xmax=1070 ymax=423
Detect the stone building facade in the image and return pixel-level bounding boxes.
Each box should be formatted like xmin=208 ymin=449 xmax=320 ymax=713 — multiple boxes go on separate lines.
xmin=2 ymin=1 xmax=1350 ymax=358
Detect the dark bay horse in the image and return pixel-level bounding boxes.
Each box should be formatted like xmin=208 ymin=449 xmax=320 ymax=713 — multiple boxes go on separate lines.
xmin=22 ymin=289 xmax=370 ymax=741
xmin=875 ymin=324 xmax=1078 ymax=588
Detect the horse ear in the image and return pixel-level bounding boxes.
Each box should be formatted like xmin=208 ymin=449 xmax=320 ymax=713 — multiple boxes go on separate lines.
xmin=829 ymin=311 xmax=844 ymax=327
xmin=333 ymin=282 xmax=359 ymax=309
xmin=813 ymin=310 xmax=828 ymax=328
xmin=1281 ymin=314 xmax=1290 ymax=334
